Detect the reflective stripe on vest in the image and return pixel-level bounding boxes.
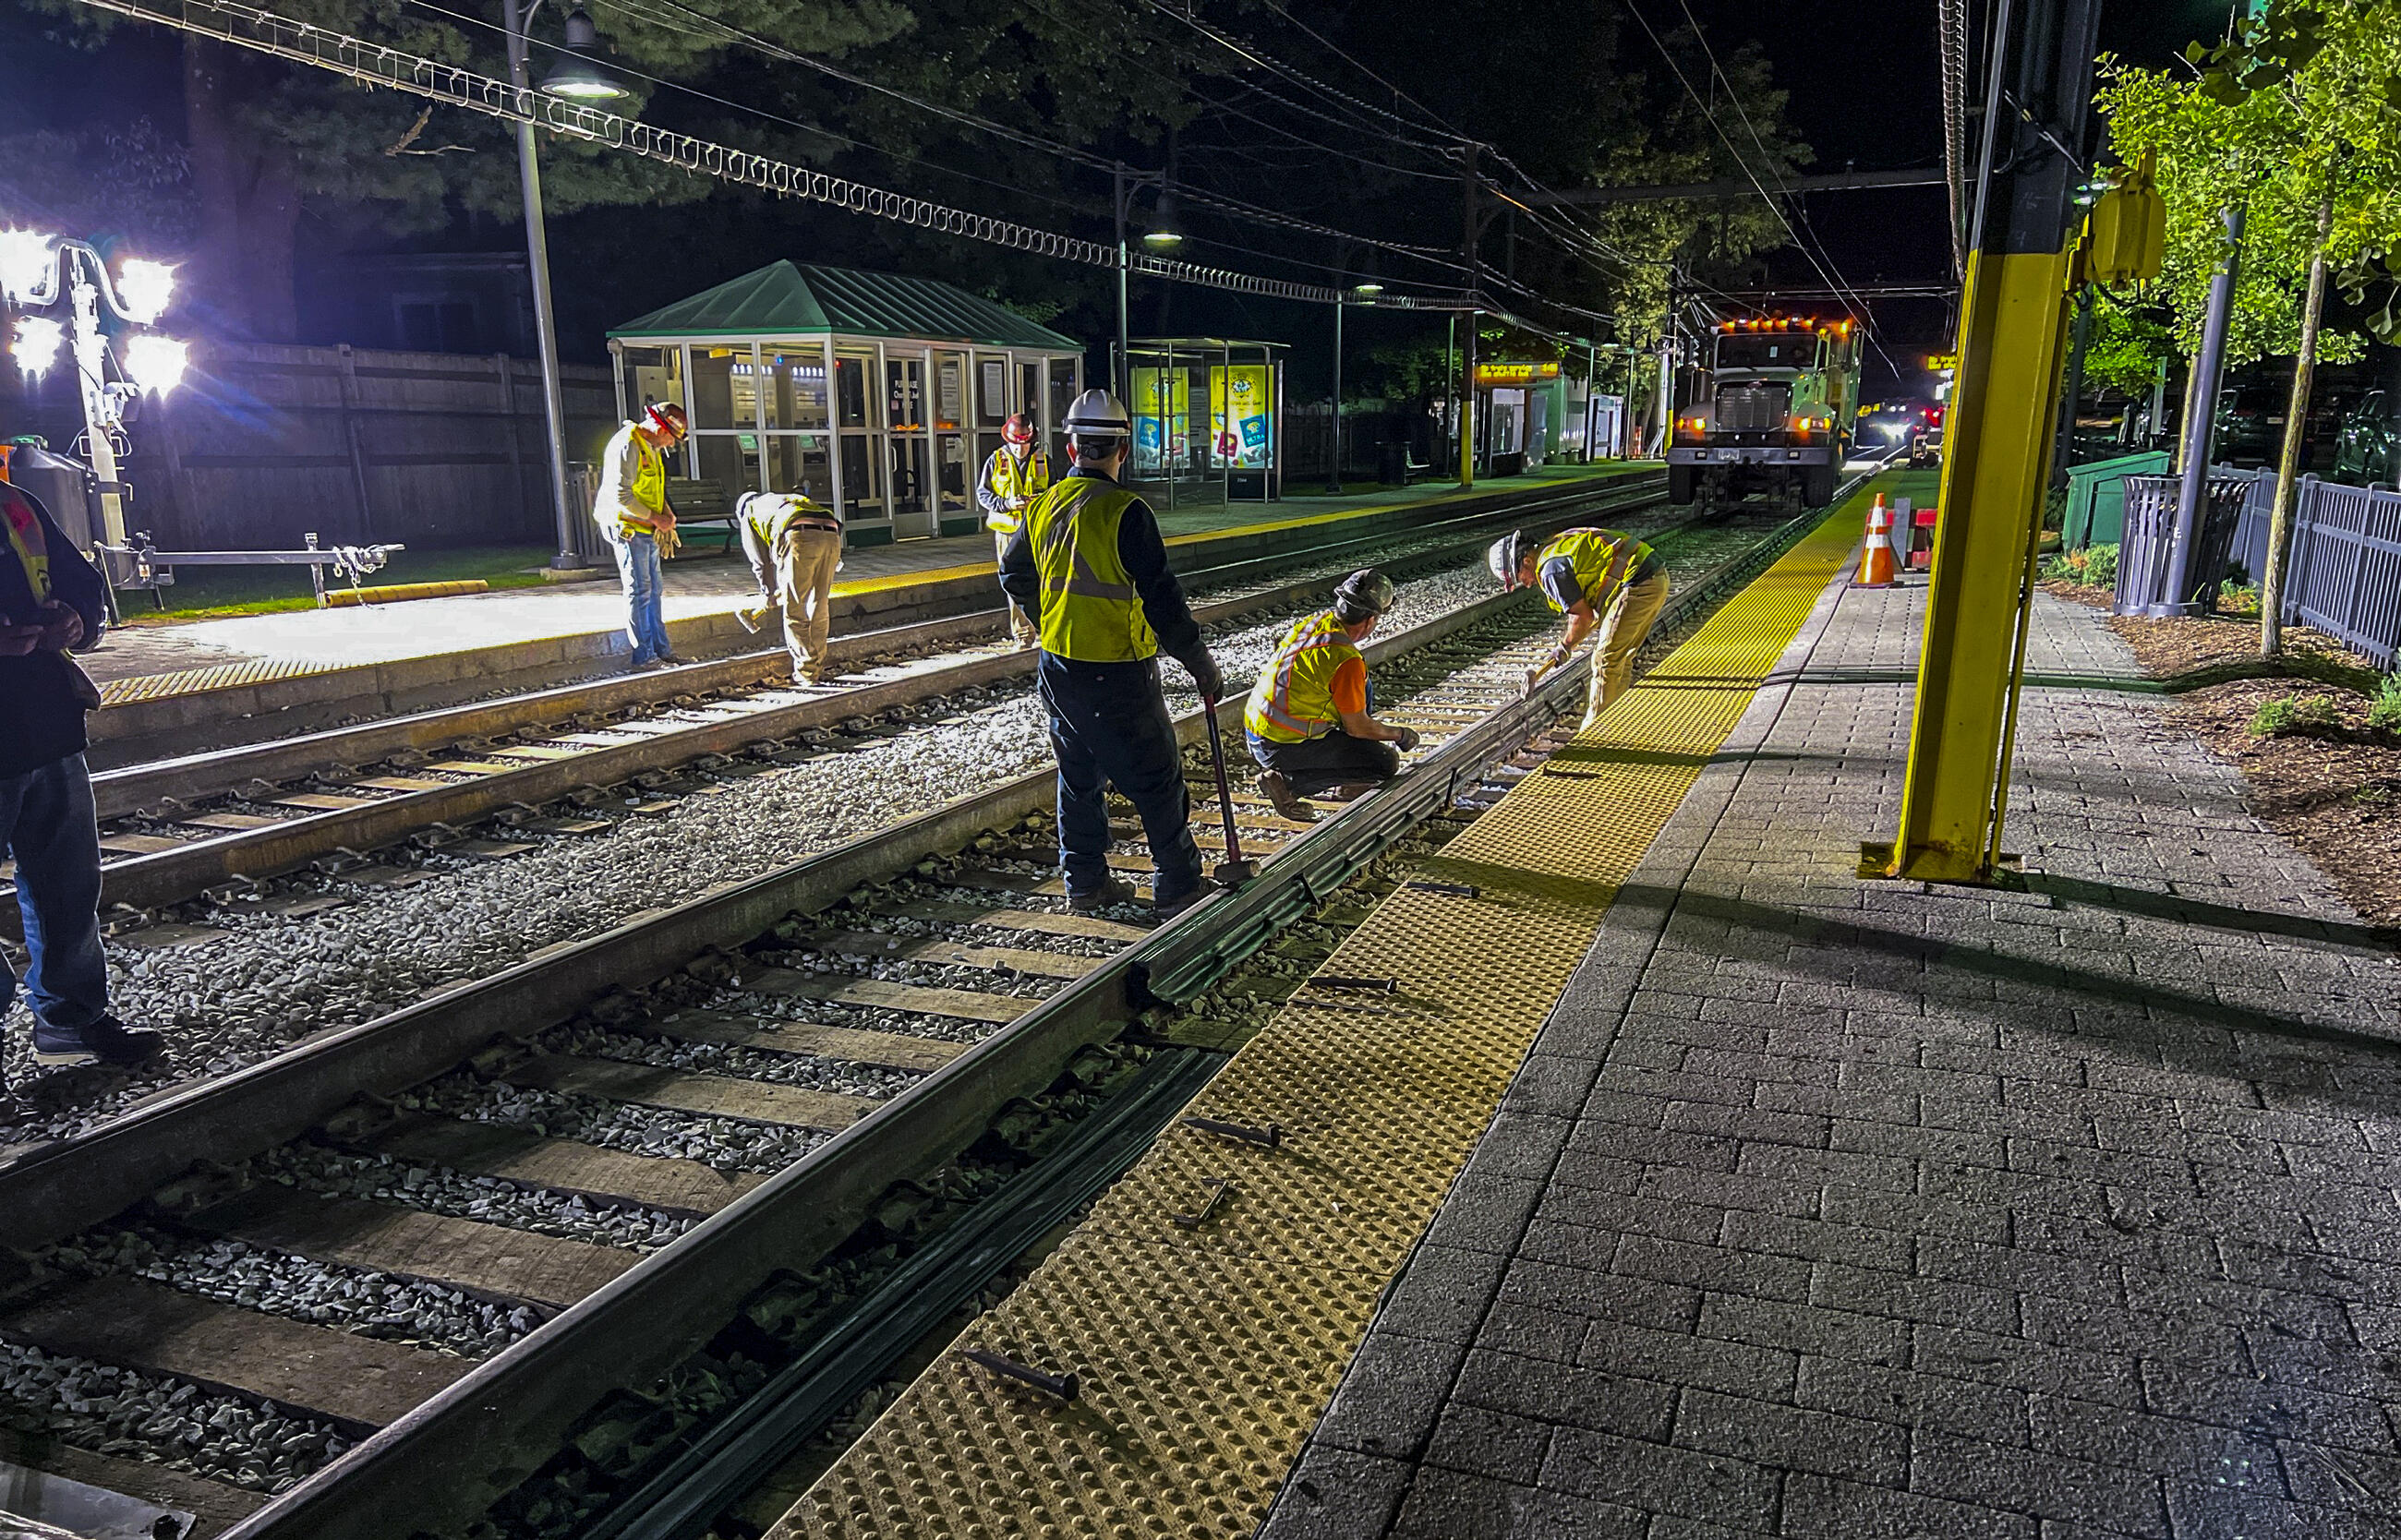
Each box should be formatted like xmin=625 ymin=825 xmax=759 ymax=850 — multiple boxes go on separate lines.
xmin=1536 ymin=527 xmax=1653 ymax=613
xmin=983 ymin=448 xmax=1050 ymax=534
xmin=1029 ymin=476 xmax=1156 ymax=661
xmin=2 ymin=487 xmax=53 ymax=605
xmin=1244 ymin=608 xmax=1359 ymax=744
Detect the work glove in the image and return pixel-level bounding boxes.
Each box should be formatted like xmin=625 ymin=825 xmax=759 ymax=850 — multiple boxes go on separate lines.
xmin=1393 ymin=725 xmax=1422 ymax=752
xmin=1182 ymin=648 xmax=1225 ymax=704
xmin=736 ymin=600 xmax=773 ymax=633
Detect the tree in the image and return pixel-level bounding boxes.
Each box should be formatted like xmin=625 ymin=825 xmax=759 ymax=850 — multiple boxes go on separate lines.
xmin=2099 ymin=3 xmax=2401 ymax=655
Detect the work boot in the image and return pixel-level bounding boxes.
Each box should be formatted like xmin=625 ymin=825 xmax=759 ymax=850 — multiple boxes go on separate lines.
xmin=1258 ymin=769 xmax=1315 ymax=823
xmin=1151 ymin=886 xmax=1208 ymax=921
xmin=1068 ymin=876 xmax=1139 ymax=914
xmin=1322 ymin=782 xmax=1381 ymax=802
xmin=30 ymin=1016 xmax=163 ymax=1070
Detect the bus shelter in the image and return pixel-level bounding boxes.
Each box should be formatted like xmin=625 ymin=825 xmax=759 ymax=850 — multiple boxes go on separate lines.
xmin=608 ymin=260 xmax=1084 ymax=546
xmin=1126 ymin=338 xmax=1287 ymax=507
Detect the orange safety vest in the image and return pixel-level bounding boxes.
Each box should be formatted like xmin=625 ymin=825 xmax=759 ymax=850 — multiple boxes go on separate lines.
xmin=1244 ymin=608 xmax=1361 ymax=744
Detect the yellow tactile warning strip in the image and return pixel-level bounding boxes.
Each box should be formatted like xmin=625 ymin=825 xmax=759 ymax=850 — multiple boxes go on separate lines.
xmin=781 ymin=504 xmax=1858 ymax=1540
xmin=96 ymin=655 xmax=342 ymax=705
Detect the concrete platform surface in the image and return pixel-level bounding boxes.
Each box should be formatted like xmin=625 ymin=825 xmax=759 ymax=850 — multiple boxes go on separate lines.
xmin=83 ymin=467 xmax=1635 ymax=690
xmin=1268 ymin=574 xmax=2401 ymax=1536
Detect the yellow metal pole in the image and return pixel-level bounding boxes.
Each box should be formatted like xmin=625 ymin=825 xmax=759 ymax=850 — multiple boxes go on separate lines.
xmin=1869 ymin=0 xmax=2098 ymax=884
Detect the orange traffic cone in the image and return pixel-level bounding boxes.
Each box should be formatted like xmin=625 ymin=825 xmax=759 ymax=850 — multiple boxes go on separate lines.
xmin=1855 ymin=495 xmax=1896 ymax=588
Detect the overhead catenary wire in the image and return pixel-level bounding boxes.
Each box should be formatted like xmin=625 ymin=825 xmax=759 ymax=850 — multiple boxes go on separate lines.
xmin=74 ymin=0 xmax=1506 ymax=311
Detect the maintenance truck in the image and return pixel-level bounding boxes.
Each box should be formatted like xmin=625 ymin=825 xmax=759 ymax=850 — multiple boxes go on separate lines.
xmin=1666 ymin=316 xmax=1862 ymax=509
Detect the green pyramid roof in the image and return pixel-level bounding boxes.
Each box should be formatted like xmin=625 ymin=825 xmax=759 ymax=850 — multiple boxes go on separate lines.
xmin=609 ymin=260 xmax=1079 ymax=351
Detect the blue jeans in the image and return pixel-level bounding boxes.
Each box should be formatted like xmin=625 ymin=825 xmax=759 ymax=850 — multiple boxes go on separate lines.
xmin=1035 ymin=654 xmax=1202 ymax=904
xmin=610 ymin=531 xmax=671 ymax=663
xmin=2 ymin=753 xmax=110 ymax=1035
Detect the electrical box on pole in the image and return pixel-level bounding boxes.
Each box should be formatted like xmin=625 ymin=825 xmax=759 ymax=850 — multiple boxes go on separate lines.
xmin=1865 ymin=0 xmax=2105 ymax=884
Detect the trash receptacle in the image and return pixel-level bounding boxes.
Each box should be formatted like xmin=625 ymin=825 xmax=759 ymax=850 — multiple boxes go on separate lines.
xmin=2113 ymin=472 xmax=2252 ymax=616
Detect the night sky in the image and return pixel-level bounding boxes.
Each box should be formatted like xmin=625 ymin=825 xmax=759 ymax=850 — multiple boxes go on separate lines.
xmin=0 ymin=0 xmax=2230 ymax=388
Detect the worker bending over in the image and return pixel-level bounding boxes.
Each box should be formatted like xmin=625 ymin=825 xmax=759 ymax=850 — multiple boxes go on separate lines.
xmin=1490 ymin=526 xmax=1670 ymax=728
xmin=1000 ymin=390 xmax=1223 ymax=918
xmin=979 ymin=413 xmax=1048 ymax=647
xmin=1243 ymin=569 xmax=1421 ymax=821
xmin=735 ymin=489 xmax=845 ymax=684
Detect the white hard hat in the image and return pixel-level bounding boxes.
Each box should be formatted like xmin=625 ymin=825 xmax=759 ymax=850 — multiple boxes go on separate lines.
xmin=1064 ymin=388 xmax=1132 ymax=439
xmin=1487 ymin=531 xmax=1527 ymax=590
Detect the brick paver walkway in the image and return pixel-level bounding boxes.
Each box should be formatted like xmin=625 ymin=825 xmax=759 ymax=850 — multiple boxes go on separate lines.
xmin=1262 ymin=571 xmax=2401 ymax=1538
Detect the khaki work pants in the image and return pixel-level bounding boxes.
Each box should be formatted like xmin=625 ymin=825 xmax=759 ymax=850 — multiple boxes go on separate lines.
xmin=777 ymin=528 xmax=844 ymax=680
xmin=1583 ymin=569 xmax=1671 ymax=729
xmin=995 ymin=530 xmax=1039 ymax=646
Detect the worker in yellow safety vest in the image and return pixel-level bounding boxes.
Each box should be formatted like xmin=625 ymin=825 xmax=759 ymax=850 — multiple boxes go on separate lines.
xmin=1242 ymin=569 xmax=1422 ymax=822
xmin=735 ymin=490 xmax=845 ymax=684
xmin=592 ymin=402 xmax=689 ymax=669
xmin=999 ymin=390 xmax=1224 ymax=920
xmin=979 ymin=413 xmax=1048 ymax=648
xmin=1489 ymin=525 xmax=1670 ymax=728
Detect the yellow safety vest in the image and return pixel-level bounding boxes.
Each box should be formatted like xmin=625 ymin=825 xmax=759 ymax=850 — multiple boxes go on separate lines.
xmin=742 ymin=493 xmax=840 ymax=547
xmin=1535 ymin=527 xmax=1653 ymax=614
xmin=1245 ymin=608 xmax=1360 ymax=744
xmin=2 ymin=487 xmax=53 ymax=605
xmin=983 ymin=447 xmax=1050 ymax=535
xmin=1028 ymin=475 xmax=1155 ymax=662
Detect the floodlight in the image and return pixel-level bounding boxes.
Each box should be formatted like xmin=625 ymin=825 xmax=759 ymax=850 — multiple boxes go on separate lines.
xmin=124 ymin=333 xmax=190 ymax=395
xmin=115 ymin=259 xmax=176 ymax=324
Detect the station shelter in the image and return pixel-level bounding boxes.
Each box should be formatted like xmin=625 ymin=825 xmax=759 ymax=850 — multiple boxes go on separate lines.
xmin=607 ymin=260 xmax=1085 ymax=546
xmin=1125 ymin=338 xmax=1288 ymax=508
xmin=1474 ymin=359 xmax=1595 ymax=475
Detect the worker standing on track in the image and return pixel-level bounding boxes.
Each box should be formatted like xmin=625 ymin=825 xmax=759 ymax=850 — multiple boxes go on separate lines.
xmin=1 ymin=480 xmax=158 ymax=1076
xmin=1490 ymin=526 xmax=1670 ymax=728
xmin=735 ymin=489 xmax=845 ymax=685
xmin=593 ymin=402 xmax=689 ymax=671
xmin=1243 ymin=569 xmax=1421 ymax=822
xmin=1000 ymin=390 xmax=1223 ymax=919
xmin=979 ymin=413 xmax=1048 ymax=648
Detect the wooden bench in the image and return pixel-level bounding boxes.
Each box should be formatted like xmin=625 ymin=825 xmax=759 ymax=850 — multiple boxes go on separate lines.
xmin=663 ymin=477 xmax=738 ymax=557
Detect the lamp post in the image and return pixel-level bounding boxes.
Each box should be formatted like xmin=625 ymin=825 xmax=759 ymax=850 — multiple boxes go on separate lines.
xmin=501 ymin=0 xmax=627 ymax=571
xmin=1110 ymin=162 xmax=1180 ymax=403
xmin=1 ymin=230 xmax=189 ymax=574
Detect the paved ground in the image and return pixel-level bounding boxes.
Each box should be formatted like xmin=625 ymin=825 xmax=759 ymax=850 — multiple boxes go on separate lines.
xmin=81 ymin=469 xmax=1631 ymax=685
xmin=1263 ymin=571 xmax=2401 ymax=1538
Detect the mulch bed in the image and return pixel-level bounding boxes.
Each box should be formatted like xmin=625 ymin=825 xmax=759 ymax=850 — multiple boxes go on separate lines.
xmin=2090 ymin=612 xmax=2401 ymax=926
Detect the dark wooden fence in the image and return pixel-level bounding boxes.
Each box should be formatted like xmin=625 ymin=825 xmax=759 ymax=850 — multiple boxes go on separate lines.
xmin=111 ymin=342 xmax=618 ymax=550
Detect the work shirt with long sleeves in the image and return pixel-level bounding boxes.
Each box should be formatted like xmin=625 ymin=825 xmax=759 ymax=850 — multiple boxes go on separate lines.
xmin=593 ymin=421 xmax=667 ymax=538
xmin=998 ymin=465 xmax=1203 ymax=670
xmin=977 ymin=445 xmax=1047 ymax=526
xmin=0 ymin=483 xmax=109 ymax=777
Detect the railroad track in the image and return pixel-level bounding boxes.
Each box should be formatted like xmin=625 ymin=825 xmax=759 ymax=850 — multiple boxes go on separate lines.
xmin=0 ymin=486 xmax=1850 ymax=1540
xmin=33 ymin=473 xmax=1669 ymax=929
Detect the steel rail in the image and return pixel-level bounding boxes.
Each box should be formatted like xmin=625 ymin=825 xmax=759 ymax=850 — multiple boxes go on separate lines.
xmin=203 ymin=496 xmax=1855 ymax=1540
xmin=81 ymin=477 xmax=1669 ymax=913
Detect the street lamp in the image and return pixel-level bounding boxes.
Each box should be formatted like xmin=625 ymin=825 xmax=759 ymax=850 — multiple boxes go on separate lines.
xmin=1 ymin=229 xmax=191 ymax=566
xmin=1111 ymin=162 xmax=1175 ymax=400
xmin=503 ymin=0 xmax=630 ymax=570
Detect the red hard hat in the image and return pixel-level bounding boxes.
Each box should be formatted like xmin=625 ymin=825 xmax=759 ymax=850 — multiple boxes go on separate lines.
xmin=645 ymin=402 xmax=688 ymax=438
xmin=1002 ymin=413 xmax=1034 ymax=444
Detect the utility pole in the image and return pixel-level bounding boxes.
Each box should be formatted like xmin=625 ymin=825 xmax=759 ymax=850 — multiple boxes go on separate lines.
xmin=1458 ymin=147 xmax=1478 ymax=487
xmin=1873 ymin=0 xmax=2104 ymax=884
xmin=1328 ymin=295 xmax=1345 ymax=492
xmin=1113 ymin=161 xmax=1132 ymax=403
xmin=502 ymin=0 xmax=585 ymax=571
xmin=2159 ymin=204 xmax=2243 ymax=616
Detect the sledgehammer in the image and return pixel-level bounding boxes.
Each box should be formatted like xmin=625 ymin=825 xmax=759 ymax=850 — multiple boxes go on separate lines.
xmin=1200 ymin=697 xmax=1257 ymax=886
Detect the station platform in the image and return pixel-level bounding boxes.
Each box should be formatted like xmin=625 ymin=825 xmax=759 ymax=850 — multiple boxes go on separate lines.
xmin=78 ymin=463 xmax=1647 ymax=753
xmin=781 ymin=485 xmax=2401 ymax=1538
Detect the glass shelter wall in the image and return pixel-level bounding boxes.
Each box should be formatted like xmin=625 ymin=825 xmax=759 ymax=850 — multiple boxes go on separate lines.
xmin=612 ymin=337 xmax=1078 ymax=547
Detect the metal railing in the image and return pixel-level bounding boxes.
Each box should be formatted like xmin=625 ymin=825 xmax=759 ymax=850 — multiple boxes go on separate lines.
xmin=2228 ymin=472 xmax=2401 ymax=670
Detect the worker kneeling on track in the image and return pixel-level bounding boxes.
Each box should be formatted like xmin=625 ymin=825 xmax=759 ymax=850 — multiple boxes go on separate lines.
xmin=1244 ymin=569 xmax=1420 ymax=823
xmin=1000 ymin=389 xmax=1224 ymax=920
xmin=735 ymin=489 xmax=845 ymax=684
xmin=1491 ymin=525 xmax=1670 ymax=729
